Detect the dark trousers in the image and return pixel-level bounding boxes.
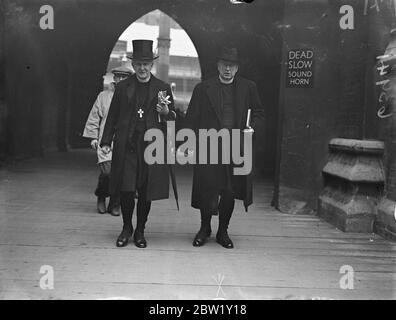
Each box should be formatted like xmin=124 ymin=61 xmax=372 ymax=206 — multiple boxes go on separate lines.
xmin=120 ymin=183 xmax=151 ymax=232
xmin=95 ymin=161 xmax=119 ymax=210
xmin=200 ymin=189 xmax=235 ymax=234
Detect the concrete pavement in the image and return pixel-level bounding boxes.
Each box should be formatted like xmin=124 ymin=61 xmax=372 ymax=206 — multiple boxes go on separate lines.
xmin=0 ymin=149 xmax=395 ymax=299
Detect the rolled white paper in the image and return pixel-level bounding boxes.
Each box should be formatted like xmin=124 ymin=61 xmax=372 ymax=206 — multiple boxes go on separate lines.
xmin=246 ymin=109 xmax=251 ymax=128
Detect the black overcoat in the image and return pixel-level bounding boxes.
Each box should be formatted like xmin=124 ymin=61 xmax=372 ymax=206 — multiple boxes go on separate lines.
xmin=100 ymin=74 xmax=176 ymax=201
xmin=184 ymin=76 xmax=265 ymax=211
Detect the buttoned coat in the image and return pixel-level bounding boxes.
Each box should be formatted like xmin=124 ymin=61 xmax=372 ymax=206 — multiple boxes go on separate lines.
xmin=100 ymin=74 xmax=176 ymax=201
xmin=184 ymin=76 xmax=265 ymax=211
xmin=83 ymin=89 xmax=114 ymax=163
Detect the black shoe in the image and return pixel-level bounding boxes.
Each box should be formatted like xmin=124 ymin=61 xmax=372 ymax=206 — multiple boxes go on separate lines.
xmin=97 ymin=197 xmax=106 ymax=214
xmin=216 ymin=232 xmax=234 ymax=249
xmin=108 ymin=205 xmax=121 ymax=216
xmin=192 ymin=228 xmax=212 ymax=247
xmin=116 ymin=227 xmax=133 ymax=247
xmin=133 ymin=230 xmax=147 ymax=248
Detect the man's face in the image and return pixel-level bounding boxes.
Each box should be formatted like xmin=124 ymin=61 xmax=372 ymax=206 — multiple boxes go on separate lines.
xmin=113 ymin=74 xmax=129 ymax=84
xmin=132 ymin=60 xmax=153 ymax=82
xmin=217 ymin=60 xmax=239 ymax=82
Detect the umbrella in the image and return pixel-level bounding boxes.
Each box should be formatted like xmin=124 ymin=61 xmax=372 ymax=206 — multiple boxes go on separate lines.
xmin=169 ymin=164 xmax=179 ymax=210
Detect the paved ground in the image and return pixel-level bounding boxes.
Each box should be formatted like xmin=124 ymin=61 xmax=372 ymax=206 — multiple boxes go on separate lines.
xmin=0 ymin=149 xmax=395 ymax=300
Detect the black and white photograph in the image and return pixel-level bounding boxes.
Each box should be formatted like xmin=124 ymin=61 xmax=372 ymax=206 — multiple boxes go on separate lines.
xmin=1 ymin=0 xmax=396 ymax=303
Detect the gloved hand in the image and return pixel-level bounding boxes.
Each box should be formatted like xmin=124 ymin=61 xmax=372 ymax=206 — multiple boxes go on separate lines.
xmin=90 ymin=139 xmax=98 ymax=150
xmin=102 ymin=145 xmax=111 ymax=154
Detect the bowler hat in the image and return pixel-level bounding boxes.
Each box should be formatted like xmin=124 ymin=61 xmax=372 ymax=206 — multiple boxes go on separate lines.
xmin=127 ymin=39 xmax=158 ymax=61
xmin=111 ymin=66 xmax=133 ymax=76
xmin=217 ymin=46 xmax=239 ymax=64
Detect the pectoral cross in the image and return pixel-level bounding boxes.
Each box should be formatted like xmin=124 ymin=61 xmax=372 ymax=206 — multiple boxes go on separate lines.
xmin=137 ymin=108 xmax=144 ymax=118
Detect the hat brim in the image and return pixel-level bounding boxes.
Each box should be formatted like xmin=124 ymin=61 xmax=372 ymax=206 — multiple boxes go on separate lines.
xmin=127 ymin=54 xmax=159 ymax=61
xmin=217 ymin=57 xmax=239 ymax=64
xmin=112 ymin=72 xmax=132 ymax=76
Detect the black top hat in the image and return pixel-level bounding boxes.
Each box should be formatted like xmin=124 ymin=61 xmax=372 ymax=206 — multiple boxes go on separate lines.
xmin=217 ymin=46 xmax=239 ymax=64
xmin=127 ymin=39 xmax=158 ymax=61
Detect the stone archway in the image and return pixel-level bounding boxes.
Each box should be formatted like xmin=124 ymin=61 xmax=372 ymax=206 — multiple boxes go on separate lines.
xmin=63 ymin=0 xmax=283 ymax=179
xmin=104 ymin=9 xmax=202 ymax=116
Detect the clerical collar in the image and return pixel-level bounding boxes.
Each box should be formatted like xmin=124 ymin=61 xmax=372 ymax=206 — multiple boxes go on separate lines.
xmin=137 ymin=75 xmax=151 ymax=84
xmin=218 ymin=75 xmax=234 ymax=85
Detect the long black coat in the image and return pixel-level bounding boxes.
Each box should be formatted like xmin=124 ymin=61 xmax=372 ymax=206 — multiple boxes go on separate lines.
xmin=100 ymin=74 xmax=176 ymax=201
xmin=184 ymin=76 xmax=265 ymax=211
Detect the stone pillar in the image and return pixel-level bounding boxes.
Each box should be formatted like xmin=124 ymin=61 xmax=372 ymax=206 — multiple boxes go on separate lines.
xmin=156 ymin=11 xmax=171 ymax=83
xmin=273 ymin=0 xmax=344 ymax=214
xmin=318 ymin=138 xmax=384 ymax=232
xmin=374 ymin=29 xmax=396 ymax=241
xmin=375 ymin=199 xmax=396 ymax=239
xmin=0 ymin=0 xmax=5 ymax=161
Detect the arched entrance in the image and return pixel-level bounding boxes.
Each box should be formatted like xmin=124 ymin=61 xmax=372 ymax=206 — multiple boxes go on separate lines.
xmin=4 ymin=0 xmax=396 ymax=240
xmin=104 ymin=9 xmax=202 ymax=118
xmin=66 ymin=1 xmax=283 ymax=185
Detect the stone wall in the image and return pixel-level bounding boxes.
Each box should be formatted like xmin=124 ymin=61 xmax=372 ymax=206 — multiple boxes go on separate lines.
xmin=2 ymin=0 xmax=284 ymax=174
xmin=318 ymin=139 xmax=384 ymax=232
xmin=275 ymin=0 xmax=341 ymax=213
xmin=274 ymin=0 xmax=395 ymax=215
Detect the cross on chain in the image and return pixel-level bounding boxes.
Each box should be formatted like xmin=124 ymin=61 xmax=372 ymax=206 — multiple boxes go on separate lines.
xmin=137 ymin=108 xmax=144 ymax=118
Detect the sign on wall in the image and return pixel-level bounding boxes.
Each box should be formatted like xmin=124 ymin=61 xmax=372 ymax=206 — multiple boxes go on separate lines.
xmin=286 ymin=48 xmax=314 ymax=88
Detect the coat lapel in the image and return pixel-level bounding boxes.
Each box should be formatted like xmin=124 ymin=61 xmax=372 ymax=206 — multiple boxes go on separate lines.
xmin=147 ymin=74 xmax=159 ymax=109
xmin=206 ymin=78 xmax=222 ymax=124
xmin=234 ymin=77 xmax=248 ymax=128
xmin=126 ymin=75 xmax=137 ymax=105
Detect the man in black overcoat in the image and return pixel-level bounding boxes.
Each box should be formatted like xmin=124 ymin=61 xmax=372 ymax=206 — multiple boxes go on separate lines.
xmin=184 ymin=47 xmax=265 ymax=249
xmin=101 ymin=40 xmax=176 ymax=248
